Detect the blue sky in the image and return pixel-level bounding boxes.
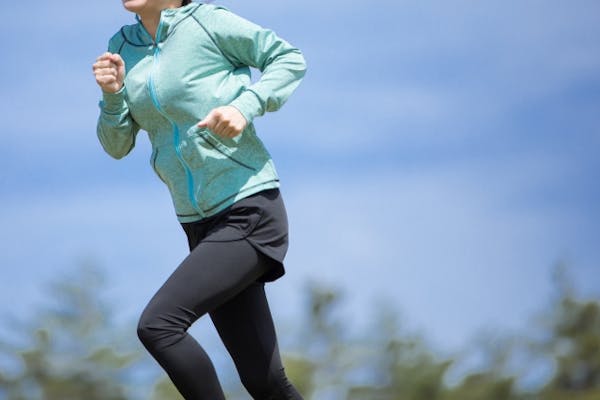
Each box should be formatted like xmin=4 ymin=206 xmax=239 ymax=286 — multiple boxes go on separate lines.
xmin=1 ymin=0 xmax=599 ymax=383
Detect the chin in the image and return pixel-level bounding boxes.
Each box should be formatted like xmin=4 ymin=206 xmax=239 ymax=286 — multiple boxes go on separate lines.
xmin=122 ymin=0 xmax=145 ymax=12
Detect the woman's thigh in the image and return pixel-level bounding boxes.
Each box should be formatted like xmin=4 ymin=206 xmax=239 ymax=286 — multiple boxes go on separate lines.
xmin=143 ymin=239 xmax=273 ymax=327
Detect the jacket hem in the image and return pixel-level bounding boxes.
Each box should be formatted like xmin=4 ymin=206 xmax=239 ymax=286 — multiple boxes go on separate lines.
xmin=175 ymin=180 xmax=281 ymax=223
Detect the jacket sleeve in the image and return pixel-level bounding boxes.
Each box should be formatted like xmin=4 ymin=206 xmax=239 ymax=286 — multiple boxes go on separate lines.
xmin=96 ymin=36 xmax=140 ymax=159
xmin=202 ymin=6 xmax=307 ymax=124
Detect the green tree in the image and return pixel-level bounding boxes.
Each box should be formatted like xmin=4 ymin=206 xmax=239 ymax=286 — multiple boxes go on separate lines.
xmin=1 ymin=263 xmax=598 ymax=400
xmin=289 ymin=284 xmax=457 ymax=400
xmin=0 ymin=265 xmax=139 ymax=400
xmin=535 ymin=267 xmax=600 ymax=400
xmin=285 ymin=269 xmax=600 ymax=400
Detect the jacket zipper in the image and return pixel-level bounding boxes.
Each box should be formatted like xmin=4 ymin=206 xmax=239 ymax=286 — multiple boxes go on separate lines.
xmin=146 ymin=20 xmax=204 ymax=217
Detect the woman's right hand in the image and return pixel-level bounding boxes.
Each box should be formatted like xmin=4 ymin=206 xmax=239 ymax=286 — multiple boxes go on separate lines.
xmin=93 ymin=52 xmax=125 ymax=93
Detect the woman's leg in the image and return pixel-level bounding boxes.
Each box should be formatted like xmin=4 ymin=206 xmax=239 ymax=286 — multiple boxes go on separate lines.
xmin=136 ymin=239 xmax=274 ymax=400
xmin=210 ymin=281 xmax=303 ymax=399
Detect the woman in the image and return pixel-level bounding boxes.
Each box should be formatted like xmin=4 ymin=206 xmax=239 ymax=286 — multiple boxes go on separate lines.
xmin=92 ymin=0 xmax=306 ymax=398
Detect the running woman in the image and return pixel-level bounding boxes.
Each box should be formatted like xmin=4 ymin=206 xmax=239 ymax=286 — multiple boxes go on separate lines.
xmin=92 ymin=1 xmax=306 ymax=398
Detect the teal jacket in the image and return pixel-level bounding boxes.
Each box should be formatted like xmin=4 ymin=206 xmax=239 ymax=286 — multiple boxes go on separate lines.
xmin=97 ymin=2 xmax=306 ymax=222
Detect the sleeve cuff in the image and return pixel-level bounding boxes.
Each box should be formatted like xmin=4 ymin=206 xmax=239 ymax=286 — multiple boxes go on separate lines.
xmin=100 ymin=86 xmax=127 ymax=113
xmin=229 ymin=90 xmax=263 ymax=124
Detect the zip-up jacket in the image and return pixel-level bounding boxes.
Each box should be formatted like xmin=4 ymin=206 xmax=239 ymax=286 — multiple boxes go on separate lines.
xmin=97 ymin=2 xmax=307 ymax=222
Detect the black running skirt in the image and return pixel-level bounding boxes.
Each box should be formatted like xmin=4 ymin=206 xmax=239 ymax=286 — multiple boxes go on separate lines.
xmin=180 ymin=188 xmax=288 ymax=282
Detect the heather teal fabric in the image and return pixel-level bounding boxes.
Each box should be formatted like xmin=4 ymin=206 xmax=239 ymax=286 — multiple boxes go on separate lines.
xmin=97 ymin=2 xmax=306 ymax=222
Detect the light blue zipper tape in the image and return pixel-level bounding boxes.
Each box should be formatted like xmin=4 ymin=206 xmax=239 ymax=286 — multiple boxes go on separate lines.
xmin=147 ymin=20 xmax=203 ymax=217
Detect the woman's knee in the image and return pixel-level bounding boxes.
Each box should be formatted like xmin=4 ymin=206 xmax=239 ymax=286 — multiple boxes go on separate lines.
xmin=136 ymin=301 xmax=190 ymax=351
xmin=136 ymin=306 xmax=160 ymax=348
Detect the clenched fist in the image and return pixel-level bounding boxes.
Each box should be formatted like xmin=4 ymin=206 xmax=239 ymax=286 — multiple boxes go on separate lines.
xmin=93 ymin=52 xmax=125 ymax=93
xmin=198 ymin=106 xmax=248 ymax=138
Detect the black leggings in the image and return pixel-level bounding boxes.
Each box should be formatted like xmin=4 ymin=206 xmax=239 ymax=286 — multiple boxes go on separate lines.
xmin=137 ymin=230 xmax=302 ymax=399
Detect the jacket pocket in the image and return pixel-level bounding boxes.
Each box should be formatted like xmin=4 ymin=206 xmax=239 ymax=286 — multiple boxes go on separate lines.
xmin=182 ymin=126 xmax=258 ymax=172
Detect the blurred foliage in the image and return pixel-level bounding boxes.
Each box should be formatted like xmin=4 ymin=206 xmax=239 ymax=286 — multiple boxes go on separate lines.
xmin=0 ymin=263 xmax=599 ymax=399
xmin=0 ymin=264 xmax=138 ymax=400
xmin=150 ymin=376 xmax=183 ymax=400
xmin=536 ymin=266 xmax=600 ymax=400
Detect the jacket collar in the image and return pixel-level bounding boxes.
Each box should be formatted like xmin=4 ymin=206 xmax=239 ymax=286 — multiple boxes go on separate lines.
xmin=132 ymin=3 xmax=200 ymax=45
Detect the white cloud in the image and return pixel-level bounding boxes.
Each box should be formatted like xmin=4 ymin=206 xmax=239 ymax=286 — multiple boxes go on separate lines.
xmin=255 ymin=0 xmax=600 ymax=154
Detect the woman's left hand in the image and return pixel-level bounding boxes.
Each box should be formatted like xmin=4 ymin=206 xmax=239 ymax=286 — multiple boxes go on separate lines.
xmin=198 ymin=106 xmax=247 ymax=138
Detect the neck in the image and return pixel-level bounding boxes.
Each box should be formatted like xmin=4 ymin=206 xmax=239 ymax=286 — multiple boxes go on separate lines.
xmin=138 ymin=3 xmax=179 ymax=40
xmin=140 ymin=12 xmax=161 ymax=40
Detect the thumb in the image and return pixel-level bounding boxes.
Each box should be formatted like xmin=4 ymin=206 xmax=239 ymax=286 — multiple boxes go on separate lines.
xmin=197 ymin=113 xmax=213 ymax=128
